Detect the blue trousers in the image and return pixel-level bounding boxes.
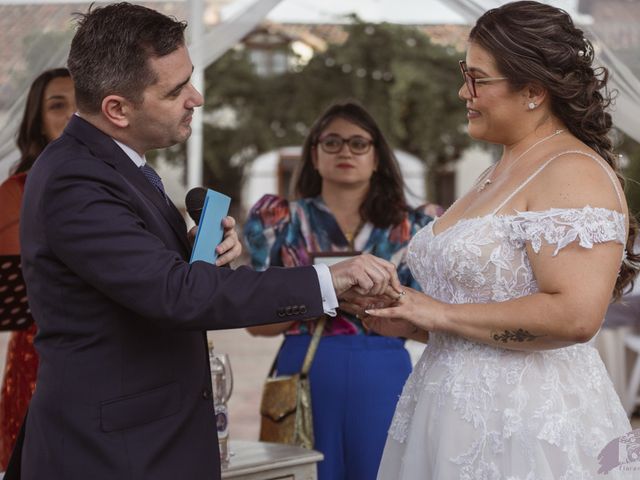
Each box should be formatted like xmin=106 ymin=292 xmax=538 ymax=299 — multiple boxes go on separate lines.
xmin=275 ymin=335 xmax=411 ymax=480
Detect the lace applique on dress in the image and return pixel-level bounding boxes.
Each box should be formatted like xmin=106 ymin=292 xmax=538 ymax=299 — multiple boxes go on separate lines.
xmin=504 ymin=206 xmax=626 ymax=256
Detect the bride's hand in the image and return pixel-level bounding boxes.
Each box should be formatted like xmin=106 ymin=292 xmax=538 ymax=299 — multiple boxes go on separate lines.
xmin=364 ymin=286 xmax=445 ymax=332
xmin=361 ymin=316 xmax=420 ymax=338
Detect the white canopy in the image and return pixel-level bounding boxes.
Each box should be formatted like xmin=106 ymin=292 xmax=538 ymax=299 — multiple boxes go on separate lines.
xmin=0 ymin=0 xmax=638 ymax=183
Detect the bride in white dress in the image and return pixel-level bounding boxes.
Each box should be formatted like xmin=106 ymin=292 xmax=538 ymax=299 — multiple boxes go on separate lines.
xmin=364 ymin=2 xmax=640 ymax=479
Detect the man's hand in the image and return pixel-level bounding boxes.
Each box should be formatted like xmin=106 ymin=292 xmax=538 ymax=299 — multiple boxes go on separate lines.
xmin=338 ymin=290 xmax=396 ymax=318
xmin=328 ymin=254 xmax=402 ymax=298
xmin=215 ymin=216 xmax=242 ymax=266
xmin=187 ymin=226 xmax=198 ymax=246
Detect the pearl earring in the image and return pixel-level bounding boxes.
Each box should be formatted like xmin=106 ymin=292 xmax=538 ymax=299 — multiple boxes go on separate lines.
xmin=528 ymin=102 xmax=537 ymax=110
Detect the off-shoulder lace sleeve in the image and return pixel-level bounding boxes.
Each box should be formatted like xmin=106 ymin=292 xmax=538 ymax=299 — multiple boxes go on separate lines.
xmin=243 ymin=194 xmax=291 ymax=270
xmin=506 ymin=206 xmax=626 ymax=256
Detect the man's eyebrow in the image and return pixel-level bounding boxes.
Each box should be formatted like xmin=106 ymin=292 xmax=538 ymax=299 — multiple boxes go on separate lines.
xmin=166 ymin=66 xmax=195 ymax=97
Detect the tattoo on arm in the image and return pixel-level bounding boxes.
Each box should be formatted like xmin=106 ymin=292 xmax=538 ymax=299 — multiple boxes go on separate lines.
xmin=491 ymin=329 xmax=545 ymax=343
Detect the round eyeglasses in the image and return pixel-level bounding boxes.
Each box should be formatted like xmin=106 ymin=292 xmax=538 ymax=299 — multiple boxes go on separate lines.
xmin=459 ymin=60 xmax=508 ymax=98
xmin=317 ymin=134 xmax=374 ymax=155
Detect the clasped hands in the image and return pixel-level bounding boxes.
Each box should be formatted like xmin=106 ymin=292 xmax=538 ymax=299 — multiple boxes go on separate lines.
xmin=328 ymin=254 xmax=441 ymax=338
xmin=198 ymin=223 xmax=440 ymax=337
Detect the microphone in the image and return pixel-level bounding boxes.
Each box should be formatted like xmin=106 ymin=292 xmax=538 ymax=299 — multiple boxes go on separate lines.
xmin=185 ymin=187 xmax=207 ymax=224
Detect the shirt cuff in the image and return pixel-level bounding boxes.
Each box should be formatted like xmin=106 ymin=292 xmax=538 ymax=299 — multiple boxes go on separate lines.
xmin=312 ymin=264 xmax=338 ymax=317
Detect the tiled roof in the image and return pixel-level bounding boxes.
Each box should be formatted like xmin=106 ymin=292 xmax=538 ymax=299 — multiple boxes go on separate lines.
xmin=417 ymin=24 xmax=471 ymax=51
xmin=0 ymin=3 xmax=471 ymax=106
xmin=268 ymin=22 xmax=471 ymax=52
xmin=0 ymin=2 xmax=187 ymax=108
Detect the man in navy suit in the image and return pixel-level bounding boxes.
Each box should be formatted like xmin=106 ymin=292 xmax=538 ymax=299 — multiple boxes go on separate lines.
xmin=17 ymin=3 xmax=401 ymax=479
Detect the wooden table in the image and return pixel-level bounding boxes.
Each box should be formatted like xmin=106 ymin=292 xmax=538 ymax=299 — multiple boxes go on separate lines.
xmin=222 ymin=440 xmax=323 ymax=480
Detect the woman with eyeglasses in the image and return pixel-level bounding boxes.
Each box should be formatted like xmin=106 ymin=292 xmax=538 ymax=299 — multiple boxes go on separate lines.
xmin=362 ymin=2 xmax=639 ymax=479
xmin=243 ymin=100 xmax=436 ymax=480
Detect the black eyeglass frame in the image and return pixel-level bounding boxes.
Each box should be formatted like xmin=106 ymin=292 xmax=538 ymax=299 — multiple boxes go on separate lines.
xmin=316 ymin=134 xmax=375 ymax=155
xmin=459 ymin=60 xmax=508 ymax=98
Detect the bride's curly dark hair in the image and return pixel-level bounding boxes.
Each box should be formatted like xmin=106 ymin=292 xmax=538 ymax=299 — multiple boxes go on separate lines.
xmin=470 ymin=0 xmax=639 ymax=300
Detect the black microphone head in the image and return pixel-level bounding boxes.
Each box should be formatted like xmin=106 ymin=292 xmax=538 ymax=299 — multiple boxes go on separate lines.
xmin=185 ymin=187 xmax=207 ymax=224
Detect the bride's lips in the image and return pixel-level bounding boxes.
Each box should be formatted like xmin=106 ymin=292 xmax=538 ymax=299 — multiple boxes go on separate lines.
xmin=466 ymin=107 xmax=481 ymax=119
xmin=336 ymin=163 xmax=355 ymax=169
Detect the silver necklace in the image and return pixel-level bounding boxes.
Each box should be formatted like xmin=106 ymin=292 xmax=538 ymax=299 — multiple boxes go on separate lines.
xmin=477 ymin=129 xmax=565 ymax=192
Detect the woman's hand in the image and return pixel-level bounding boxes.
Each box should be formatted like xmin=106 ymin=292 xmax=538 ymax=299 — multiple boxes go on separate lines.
xmin=340 ymin=287 xmax=432 ymax=342
xmin=361 ymin=316 xmax=420 ymax=338
xmin=364 ymin=286 xmax=445 ymax=332
xmin=215 ymin=216 xmax=243 ymax=266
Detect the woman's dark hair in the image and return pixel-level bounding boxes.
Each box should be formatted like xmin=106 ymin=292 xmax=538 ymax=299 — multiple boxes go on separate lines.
xmin=295 ymin=100 xmax=408 ymax=227
xmin=470 ymin=0 xmax=639 ymax=299
xmin=13 ymin=67 xmax=71 ymax=175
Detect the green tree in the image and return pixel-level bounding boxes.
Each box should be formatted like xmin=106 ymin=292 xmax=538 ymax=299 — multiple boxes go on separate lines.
xmin=197 ymin=19 xmax=471 ymax=211
xmin=620 ymin=135 xmax=640 ymax=218
xmin=290 ymin=20 xmax=470 ymax=201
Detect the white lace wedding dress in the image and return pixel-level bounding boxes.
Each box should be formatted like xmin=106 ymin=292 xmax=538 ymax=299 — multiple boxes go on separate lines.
xmin=377 ymin=153 xmax=634 ymax=480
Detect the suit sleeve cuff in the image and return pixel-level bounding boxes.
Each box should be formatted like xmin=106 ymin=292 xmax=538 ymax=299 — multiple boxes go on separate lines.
xmin=313 ymin=264 xmax=338 ymax=317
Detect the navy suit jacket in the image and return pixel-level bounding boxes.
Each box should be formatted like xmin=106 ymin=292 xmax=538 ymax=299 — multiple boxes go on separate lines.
xmin=19 ymin=115 xmax=323 ymax=480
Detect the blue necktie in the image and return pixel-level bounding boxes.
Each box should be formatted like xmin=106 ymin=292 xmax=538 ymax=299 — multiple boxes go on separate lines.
xmin=140 ymin=164 xmax=167 ymax=201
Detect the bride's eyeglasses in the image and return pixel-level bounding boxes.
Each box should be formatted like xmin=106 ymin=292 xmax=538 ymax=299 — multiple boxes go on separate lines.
xmin=317 ymin=134 xmax=374 ymax=155
xmin=459 ymin=60 xmax=508 ymax=98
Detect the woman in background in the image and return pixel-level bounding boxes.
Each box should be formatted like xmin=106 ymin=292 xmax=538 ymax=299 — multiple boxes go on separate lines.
xmin=0 ymin=68 xmax=75 ymax=468
xmin=244 ymin=100 xmax=433 ymax=480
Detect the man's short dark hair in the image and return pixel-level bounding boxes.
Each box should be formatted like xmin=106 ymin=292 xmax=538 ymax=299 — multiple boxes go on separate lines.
xmin=68 ymin=2 xmax=187 ymax=113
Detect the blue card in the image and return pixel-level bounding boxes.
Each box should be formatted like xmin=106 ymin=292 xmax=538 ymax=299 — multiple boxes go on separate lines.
xmin=189 ymin=189 xmax=231 ymax=264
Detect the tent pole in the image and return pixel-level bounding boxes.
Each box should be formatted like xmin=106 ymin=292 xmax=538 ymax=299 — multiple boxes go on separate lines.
xmin=187 ymin=0 xmax=205 ymax=190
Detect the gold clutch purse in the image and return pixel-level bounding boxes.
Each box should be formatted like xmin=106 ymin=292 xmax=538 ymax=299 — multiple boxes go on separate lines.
xmin=258 ymin=316 xmax=326 ymax=449
xmin=259 ymin=373 xmax=314 ymax=449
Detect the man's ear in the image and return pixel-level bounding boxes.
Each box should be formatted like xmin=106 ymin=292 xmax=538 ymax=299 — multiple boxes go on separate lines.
xmin=101 ymin=95 xmax=133 ymax=128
